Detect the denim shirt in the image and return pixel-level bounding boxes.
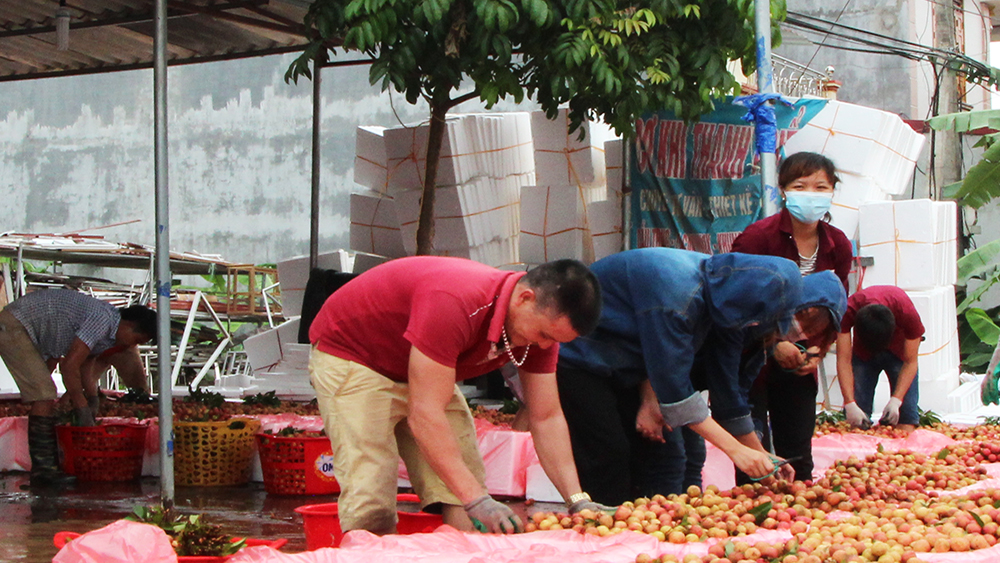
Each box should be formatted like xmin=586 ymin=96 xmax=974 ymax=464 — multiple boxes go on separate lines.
xmin=559 ymin=248 xmax=803 ymax=430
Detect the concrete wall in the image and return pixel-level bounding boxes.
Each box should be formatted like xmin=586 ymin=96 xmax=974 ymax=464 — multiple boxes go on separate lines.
xmin=0 ymin=53 xmax=529 ymax=269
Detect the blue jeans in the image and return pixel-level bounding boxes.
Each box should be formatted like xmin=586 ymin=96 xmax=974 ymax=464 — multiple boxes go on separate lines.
xmin=852 ymin=351 xmax=920 ymax=426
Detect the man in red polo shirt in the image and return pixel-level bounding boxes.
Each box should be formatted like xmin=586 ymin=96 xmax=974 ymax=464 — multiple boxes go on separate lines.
xmin=837 ymin=285 xmax=924 ymax=433
xmin=309 ymin=256 xmax=604 ymax=535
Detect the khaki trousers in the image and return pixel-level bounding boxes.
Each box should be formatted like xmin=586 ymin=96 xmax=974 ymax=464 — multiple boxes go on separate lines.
xmin=308 ymin=348 xmax=486 ymax=534
xmin=0 ymin=309 xmax=55 ymax=402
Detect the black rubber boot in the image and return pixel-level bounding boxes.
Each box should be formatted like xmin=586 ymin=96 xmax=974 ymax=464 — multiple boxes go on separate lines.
xmin=28 ymin=415 xmax=76 ymax=488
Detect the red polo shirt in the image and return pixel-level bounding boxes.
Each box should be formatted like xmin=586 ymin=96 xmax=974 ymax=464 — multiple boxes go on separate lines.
xmin=731 ymin=209 xmax=853 ymax=292
xmin=309 ymin=256 xmax=559 ymax=381
xmin=840 ymin=285 xmax=924 ymax=361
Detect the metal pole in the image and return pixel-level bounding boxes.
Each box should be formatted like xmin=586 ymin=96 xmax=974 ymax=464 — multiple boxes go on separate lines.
xmin=309 ymin=53 xmax=324 ymax=270
xmin=153 ymin=0 xmax=174 ymax=507
xmin=755 ymin=0 xmax=780 ymax=217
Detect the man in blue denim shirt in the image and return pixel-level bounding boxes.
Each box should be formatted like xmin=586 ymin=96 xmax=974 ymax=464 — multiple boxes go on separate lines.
xmin=557 ymin=248 xmax=804 ymax=504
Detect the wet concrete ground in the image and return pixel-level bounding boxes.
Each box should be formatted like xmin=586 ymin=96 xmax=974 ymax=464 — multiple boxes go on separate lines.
xmin=0 ymin=472 xmax=321 ymax=562
xmin=0 ymin=472 xmax=548 ymax=563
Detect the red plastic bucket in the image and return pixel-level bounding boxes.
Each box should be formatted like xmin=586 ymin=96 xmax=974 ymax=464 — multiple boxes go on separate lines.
xmin=295 ymin=493 xmax=443 ymax=549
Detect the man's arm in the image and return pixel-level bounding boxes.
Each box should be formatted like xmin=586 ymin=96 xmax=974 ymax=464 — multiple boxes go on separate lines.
xmin=59 ymin=337 xmax=93 ymax=409
xmin=835 ymin=332 xmax=855 ymax=404
xmin=893 ymin=337 xmax=921 ymax=401
xmin=520 ymin=369 xmax=585 ymax=501
xmin=407 ymin=347 xmax=485 ymax=504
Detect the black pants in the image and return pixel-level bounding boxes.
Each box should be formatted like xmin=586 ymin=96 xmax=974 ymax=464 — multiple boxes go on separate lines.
xmin=736 ymin=364 xmax=818 ymax=485
xmin=556 ymin=363 xmax=688 ymax=505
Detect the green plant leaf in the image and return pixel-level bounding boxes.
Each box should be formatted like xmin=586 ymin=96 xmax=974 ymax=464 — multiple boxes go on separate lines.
xmin=748 ymin=501 xmax=772 ymax=526
xmin=951 ymin=140 xmax=1000 ymax=209
xmin=966 ymin=308 xmax=1000 ymax=347
xmin=958 ymin=239 xmax=1000 ymax=283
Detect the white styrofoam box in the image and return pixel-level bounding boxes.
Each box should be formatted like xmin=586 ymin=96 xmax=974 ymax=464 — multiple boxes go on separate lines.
xmin=919 ymin=370 xmax=960 ymax=415
xmin=783 ymin=100 xmax=925 ymax=196
xmin=828 ymin=172 xmax=889 ymax=241
xmin=905 ymin=286 xmax=960 ymax=379
xmin=383 ymin=113 xmax=534 ymax=193
xmin=605 ymin=139 xmax=624 ymax=197
xmin=354 ymin=126 xmax=388 ymax=192
xmin=948 ymin=378 xmax=983 ymax=415
xmin=859 ymin=199 xmax=957 ymax=290
xmin=520 ymin=184 xmax=594 ymax=264
xmin=438 ymin=236 xmax=519 ymax=268
xmin=276 ymin=250 xmax=353 ymax=317
xmin=350 ymin=192 xmax=406 ymax=259
xmin=525 ymin=463 xmax=563 ymax=503
xmin=395 ymin=177 xmax=523 ymax=254
xmin=352 ymin=252 xmax=391 ymax=274
xmin=588 ymin=200 xmax=623 ymax=261
xmin=244 ymin=329 xmax=281 ymax=372
xmin=244 ymin=318 xmax=301 ymax=373
xmin=532 ymin=109 xmax=618 ymax=187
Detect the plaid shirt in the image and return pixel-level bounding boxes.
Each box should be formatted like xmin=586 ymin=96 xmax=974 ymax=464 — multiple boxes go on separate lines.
xmin=6 ymin=289 xmax=120 ymax=360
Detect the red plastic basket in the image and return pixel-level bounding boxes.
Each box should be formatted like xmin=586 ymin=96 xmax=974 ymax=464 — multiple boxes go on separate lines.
xmin=256 ymin=433 xmax=340 ymax=495
xmin=53 ymin=531 xmax=287 ymax=561
xmin=295 ymin=493 xmax=443 ymax=549
xmin=55 ymin=423 xmax=147 ymax=481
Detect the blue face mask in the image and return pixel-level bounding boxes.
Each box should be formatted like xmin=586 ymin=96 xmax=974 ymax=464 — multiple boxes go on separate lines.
xmin=784 ymin=192 xmax=833 ymax=223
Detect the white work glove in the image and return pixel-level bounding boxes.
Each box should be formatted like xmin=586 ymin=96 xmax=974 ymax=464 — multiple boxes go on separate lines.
xmin=566 ymin=492 xmax=615 ymax=515
xmin=844 ymin=401 xmax=872 ymax=430
xmin=464 ymin=494 xmax=523 ymax=534
xmin=880 ymin=397 xmax=903 ymax=426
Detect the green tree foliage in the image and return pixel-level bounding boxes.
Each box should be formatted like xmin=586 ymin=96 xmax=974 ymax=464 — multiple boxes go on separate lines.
xmin=286 ymin=0 xmax=784 ymax=253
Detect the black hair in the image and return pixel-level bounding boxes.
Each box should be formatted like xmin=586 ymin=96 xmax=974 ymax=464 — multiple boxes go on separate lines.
xmin=854 ymin=304 xmax=895 ymax=354
xmin=523 ymin=259 xmax=602 ymax=336
xmin=778 ymin=152 xmax=840 ymax=189
xmin=119 ymin=305 xmax=158 ymax=341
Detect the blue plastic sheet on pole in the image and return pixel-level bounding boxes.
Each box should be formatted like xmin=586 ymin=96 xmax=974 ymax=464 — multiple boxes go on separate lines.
xmin=733 ymin=93 xmax=793 ymax=155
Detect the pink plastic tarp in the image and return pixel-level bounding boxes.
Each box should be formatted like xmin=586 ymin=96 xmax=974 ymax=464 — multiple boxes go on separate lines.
xmin=51 ymin=520 xmax=178 ymax=563
xmin=228 ymin=526 xmax=792 ymax=563
xmin=0 ymin=416 xmax=28 ymax=471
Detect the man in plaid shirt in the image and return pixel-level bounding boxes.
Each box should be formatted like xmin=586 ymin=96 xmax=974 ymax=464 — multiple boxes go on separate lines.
xmin=0 ymin=289 xmax=156 ymax=487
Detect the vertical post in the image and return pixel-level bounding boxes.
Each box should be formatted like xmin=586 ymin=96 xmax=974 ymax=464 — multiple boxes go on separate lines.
xmin=755 ymin=0 xmax=780 ymax=217
xmin=309 ymin=53 xmax=324 ymax=270
xmin=153 ymin=0 xmax=174 ymax=507
xmin=932 ymin=0 xmax=962 ymax=197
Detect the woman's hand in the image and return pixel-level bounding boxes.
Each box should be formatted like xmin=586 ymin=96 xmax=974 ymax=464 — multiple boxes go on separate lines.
xmin=729 ymin=446 xmax=776 ymax=479
xmin=636 ymin=400 xmax=667 ymax=443
xmin=794 ymin=345 xmax=823 ymax=375
xmin=772 ymin=341 xmax=805 ymax=370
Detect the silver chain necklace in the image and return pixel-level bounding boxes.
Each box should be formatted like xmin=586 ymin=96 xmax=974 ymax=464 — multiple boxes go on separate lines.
xmin=501 ymin=327 xmax=530 ymax=367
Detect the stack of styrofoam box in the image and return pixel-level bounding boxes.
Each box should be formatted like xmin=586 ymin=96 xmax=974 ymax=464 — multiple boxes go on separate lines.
xmin=378 ymin=113 xmax=534 ymax=266
xmin=905 ymin=286 xmax=961 ymax=413
xmin=858 ymin=199 xmax=957 ymax=290
xmin=854 ymin=198 xmax=961 ymax=413
xmin=275 ymin=250 xmax=353 ymax=318
xmin=350 ymin=190 xmax=406 ymax=259
xmin=592 ymin=138 xmax=624 ymax=261
xmin=350 ymin=127 xmax=407 ymax=258
xmin=242 ymin=318 xmax=315 ymax=400
xmin=783 ymin=100 xmax=925 ymax=240
xmin=521 ymin=110 xmax=620 ymax=264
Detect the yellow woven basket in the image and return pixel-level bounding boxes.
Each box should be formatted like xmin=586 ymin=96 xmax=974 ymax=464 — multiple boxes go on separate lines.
xmin=174 ymin=417 xmax=261 ymax=486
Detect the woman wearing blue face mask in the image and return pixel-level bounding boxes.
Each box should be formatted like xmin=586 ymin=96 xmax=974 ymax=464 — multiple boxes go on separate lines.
xmin=729 ymin=151 xmax=853 ymax=483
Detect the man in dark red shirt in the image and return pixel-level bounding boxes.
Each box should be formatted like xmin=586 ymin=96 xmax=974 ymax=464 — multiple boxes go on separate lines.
xmin=309 ymin=256 xmax=603 ymax=536
xmin=837 ymin=285 xmax=924 ymax=432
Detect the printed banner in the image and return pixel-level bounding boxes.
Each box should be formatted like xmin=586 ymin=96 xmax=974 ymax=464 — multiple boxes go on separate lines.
xmin=630 ymin=98 xmax=828 ymax=254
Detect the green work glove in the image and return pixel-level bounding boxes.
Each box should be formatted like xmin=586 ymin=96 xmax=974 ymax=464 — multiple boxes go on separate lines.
xmin=74 ymin=407 xmax=96 ymax=427
xmin=464 ymin=495 xmax=523 ymax=534
xmin=982 ymin=365 xmax=1000 ymax=406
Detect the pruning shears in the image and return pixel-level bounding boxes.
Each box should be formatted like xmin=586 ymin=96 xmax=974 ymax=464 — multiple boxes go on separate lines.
xmin=749 ymin=456 xmax=803 ymax=482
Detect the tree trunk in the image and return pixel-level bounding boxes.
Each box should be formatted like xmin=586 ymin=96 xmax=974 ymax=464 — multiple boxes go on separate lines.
xmin=415 ymin=100 xmax=451 ymax=256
